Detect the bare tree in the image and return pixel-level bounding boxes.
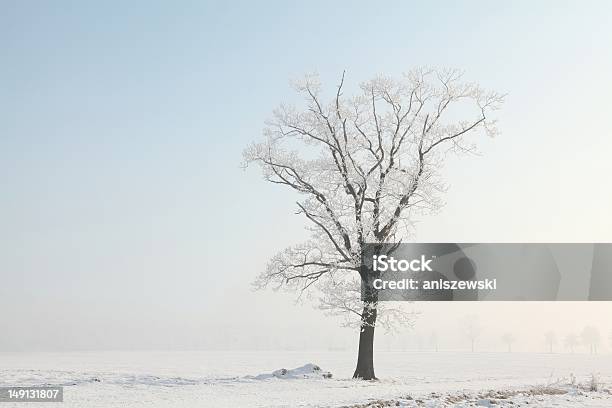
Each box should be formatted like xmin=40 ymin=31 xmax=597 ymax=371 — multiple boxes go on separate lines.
xmin=564 ymin=333 xmax=579 ymax=354
xmin=244 ymin=68 xmax=503 ymax=379
xmin=462 ymin=315 xmax=483 ymax=353
xmin=501 ymin=332 xmax=516 ymax=353
xmin=429 ymin=331 xmax=439 ymax=352
xmin=581 ymin=326 xmax=601 ymax=354
xmin=544 ymin=330 xmax=557 ymax=353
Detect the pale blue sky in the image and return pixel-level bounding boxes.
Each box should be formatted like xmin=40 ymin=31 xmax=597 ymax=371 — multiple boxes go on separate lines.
xmin=1 ymin=1 xmax=611 ymax=351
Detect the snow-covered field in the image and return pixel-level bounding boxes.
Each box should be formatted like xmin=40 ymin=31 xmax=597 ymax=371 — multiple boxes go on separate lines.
xmin=1 ymin=351 xmax=611 ymax=407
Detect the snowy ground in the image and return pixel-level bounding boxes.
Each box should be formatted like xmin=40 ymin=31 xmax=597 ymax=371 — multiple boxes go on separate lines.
xmin=1 ymin=351 xmax=611 ymax=407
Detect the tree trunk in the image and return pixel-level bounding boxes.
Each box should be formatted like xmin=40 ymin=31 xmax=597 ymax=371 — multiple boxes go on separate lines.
xmin=353 ymin=305 xmax=377 ymax=380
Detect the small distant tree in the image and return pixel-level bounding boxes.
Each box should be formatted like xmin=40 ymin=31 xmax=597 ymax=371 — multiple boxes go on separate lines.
xmin=429 ymin=331 xmax=439 ymax=352
xmin=501 ymin=332 xmax=516 ymax=353
xmin=564 ymin=333 xmax=579 ymax=354
xmin=581 ymin=326 xmax=601 ymax=354
xmin=544 ymin=330 xmax=557 ymax=353
xmin=416 ymin=334 xmax=424 ymax=351
xmin=463 ymin=316 xmax=482 ymax=352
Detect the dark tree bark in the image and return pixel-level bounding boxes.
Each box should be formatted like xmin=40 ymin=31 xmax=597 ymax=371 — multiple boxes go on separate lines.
xmin=353 ymin=304 xmax=378 ymax=380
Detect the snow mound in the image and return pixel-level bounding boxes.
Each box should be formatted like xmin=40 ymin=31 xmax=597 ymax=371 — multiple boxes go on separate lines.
xmin=252 ymin=363 xmax=332 ymax=380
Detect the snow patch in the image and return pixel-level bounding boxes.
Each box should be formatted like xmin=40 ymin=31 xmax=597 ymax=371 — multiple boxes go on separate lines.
xmin=251 ymin=363 xmax=332 ymax=380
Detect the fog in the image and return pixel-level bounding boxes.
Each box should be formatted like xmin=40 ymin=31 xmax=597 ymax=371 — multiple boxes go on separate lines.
xmin=2 ymin=2 xmax=611 ymax=353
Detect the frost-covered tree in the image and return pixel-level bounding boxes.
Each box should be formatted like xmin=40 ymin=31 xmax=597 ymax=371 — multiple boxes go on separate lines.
xmin=544 ymin=330 xmax=557 ymax=353
xmin=244 ymin=69 xmax=503 ymax=379
xmin=581 ymin=326 xmax=601 ymax=354
xmin=501 ymin=332 xmax=516 ymax=353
